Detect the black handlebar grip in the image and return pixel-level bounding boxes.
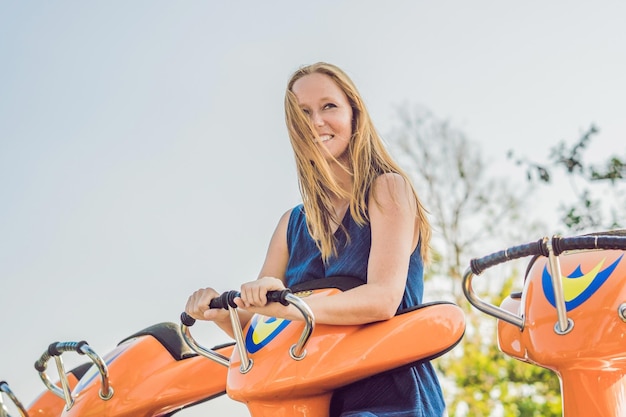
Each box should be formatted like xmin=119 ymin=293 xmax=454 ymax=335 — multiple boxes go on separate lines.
xmin=181 ymin=291 xmax=240 ymax=327
xmin=47 ymin=342 xmax=62 ymax=357
xmin=208 ymin=291 xmax=240 ymax=310
xmin=183 ymin=288 xmax=295 ymax=325
xmin=34 ymin=360 xmax=46 ymax=372
xmin=180 ymin=312 xmax=196 ymax=327
xmin=266 ymin=289 xmax=292 ymax=305
xmin=469 ymin=233 xmax=626 ymax=276
xmin=470 ymin=238 xmax=547 ymax=275
xmin=208 ymin=289 xmax=292 ymax=308
xmin=552 ymin=235 xmax=626 ymax=256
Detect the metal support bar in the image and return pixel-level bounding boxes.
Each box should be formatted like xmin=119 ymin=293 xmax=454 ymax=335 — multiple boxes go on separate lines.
xmin=546 ymin=240 xmax=573 ymax=334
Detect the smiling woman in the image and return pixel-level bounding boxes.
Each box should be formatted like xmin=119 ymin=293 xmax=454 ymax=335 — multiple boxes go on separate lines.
xmin=186 ymin=62 xmax=446 ymax=417
xmin=291 ymin=72 xmax=353 ymax=161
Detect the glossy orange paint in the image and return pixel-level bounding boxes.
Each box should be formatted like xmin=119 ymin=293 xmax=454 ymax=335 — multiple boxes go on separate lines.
xmin=31 ymin=331 xmax=233 ymax=417
xmin=25 ymin=288 xmax=464 ymax=417
xmin=498 ymin=249 xmax=626 ymax=417
xmin=224 ymin=288 xmax=466 ymax=416
xmin=24 ymin=372 xmax=79 ymax=417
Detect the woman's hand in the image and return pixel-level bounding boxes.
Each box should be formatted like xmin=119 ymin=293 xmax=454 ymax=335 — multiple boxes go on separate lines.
xmin=235 ymin=276 xmax=300 ymax=320
xmin=185 ymin=287 xmax=230 ymax=322
xmin=236 ymin=276 xmax=286 ymax=308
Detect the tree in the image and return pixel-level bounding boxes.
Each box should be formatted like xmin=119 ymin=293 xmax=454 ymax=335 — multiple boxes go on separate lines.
xmin=441 ymin=275 xmax=562 ymax=417
xmin=509 ymin=124 xmax=625 ymax=232
xmin=387 ymin=105 xmax=537 ymax=303
xmin=386 ymin=106 xmax=561 ymax=416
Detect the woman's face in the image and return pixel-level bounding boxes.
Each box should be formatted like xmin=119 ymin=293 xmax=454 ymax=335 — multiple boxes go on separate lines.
xmin=291 ymin=72 xmax=353 ymax=161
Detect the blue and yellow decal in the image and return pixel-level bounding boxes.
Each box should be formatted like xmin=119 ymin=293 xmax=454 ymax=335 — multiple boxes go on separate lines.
xmin=542 ymin=254 xmax=623 ymax=311
xmin=245 ymin=315 xmax=291 ymax=354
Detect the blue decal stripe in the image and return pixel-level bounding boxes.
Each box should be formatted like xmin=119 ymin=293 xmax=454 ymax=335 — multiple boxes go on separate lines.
xmin=245 ymin=317 xmax=291 ymax=354
xmin=542 ymin=254 xmax=623 ymax=311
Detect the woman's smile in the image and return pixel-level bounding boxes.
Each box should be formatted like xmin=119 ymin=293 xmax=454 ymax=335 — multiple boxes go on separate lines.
xmin=291 ymin=72 xmax=353 ymax=159
xmin=316 ymin=134 xmax=334 ymax=143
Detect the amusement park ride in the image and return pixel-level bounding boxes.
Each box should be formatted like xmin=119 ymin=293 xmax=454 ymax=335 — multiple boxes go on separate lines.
xmin=2 ymin=232 xmax=625 ymax=416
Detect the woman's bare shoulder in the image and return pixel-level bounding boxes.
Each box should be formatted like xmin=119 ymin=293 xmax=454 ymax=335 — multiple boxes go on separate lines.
xmin=370 ymin=173 xmax=414 ymax=205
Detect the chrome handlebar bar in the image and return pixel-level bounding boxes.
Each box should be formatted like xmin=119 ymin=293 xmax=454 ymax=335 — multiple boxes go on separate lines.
xmin=181 ymin=289 xmax=315 ymax=372
xmin=0 ymin=381 xmax=28 ymax=417
xmin=34 ymin=341 xmax=112 ymax=411
xmin=463 ymin=233 xmax=626 ymax=332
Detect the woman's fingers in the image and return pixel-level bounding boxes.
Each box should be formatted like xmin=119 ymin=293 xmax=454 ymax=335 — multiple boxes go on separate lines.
xmin=185 ymin=287 xmax=220 ymax=321
xmin=239 ymin=277 xmax=285 ymax=307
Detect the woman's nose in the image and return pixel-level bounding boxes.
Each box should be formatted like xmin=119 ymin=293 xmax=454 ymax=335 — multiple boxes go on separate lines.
xmin=310 ymin=111 xmax=325 ymax=127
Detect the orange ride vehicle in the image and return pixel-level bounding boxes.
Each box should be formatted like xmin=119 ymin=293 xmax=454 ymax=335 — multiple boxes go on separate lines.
xmin=1 ymin=276 xmax=465 ymax=417
xmin=463 ymin=231 xmax=626 ymax=417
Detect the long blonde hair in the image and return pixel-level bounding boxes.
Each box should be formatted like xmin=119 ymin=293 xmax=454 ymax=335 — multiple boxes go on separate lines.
xmin=284 ymin=62 xmax=431 ymax=262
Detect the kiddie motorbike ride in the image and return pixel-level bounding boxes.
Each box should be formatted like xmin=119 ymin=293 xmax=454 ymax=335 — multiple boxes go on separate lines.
xmin=1 ymin=325 xmax=236 ymax=417
xmin=1 ymin=276 xmax=465 ymax=417
xmin=463 ymin=231 xmax=626 ymax=417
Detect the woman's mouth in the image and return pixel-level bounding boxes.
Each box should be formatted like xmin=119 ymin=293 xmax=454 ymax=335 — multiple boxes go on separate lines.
xmin=316 ymin=134 xmax=334 ymax=143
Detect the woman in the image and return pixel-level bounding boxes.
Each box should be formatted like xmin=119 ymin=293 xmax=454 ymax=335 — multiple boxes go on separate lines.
xmin=186 ymin=62 xmax=446 ymax=416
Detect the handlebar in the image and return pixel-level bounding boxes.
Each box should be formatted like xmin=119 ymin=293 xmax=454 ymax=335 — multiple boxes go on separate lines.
xmin=469 ymin=235 xmax=626 ymax=275
xmin=180 ymin=289 xmax=292 ymax=326
xmin=33 ymin=341 xmax=113 ymax=411
xmin=180 ymin=288 xmax=315 ymax=373
xmin=469 ymin=238 xmax=548 ymax=275
xmin=463 ymin=233 xmax=626 ymax=331
xmin=0 ymin=381 xmax=28 ymax=417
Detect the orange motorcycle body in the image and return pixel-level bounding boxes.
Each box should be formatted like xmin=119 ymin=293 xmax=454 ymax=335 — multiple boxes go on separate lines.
xmin=498 ymin=249 xmax=626 ymax=417
xmin=226 ymin=287 xmax=465 ymax=416
xmin=29 ymin=323 xmax=232 ymax=417
xmin=27 ymin=287 xmax=464 ymax=417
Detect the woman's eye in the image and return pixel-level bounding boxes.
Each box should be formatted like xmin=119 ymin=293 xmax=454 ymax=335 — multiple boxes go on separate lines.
xmin=301 ymin=108 xmax=310 ymax=115
xmin=323 ymin=103 xmax=337 ymax=110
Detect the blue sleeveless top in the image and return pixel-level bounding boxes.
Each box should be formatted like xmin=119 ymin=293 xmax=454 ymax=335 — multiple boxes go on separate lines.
xmin=285 ymin=204 xmax=446 ymax=417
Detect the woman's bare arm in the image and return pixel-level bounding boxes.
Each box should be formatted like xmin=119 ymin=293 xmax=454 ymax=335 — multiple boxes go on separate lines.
xmin=240 ymin=173 xmax=420 ymax=325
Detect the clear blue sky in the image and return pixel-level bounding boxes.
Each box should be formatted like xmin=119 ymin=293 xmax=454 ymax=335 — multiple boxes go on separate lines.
xmin=1 ymin=1 xmax=624 ymax=416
